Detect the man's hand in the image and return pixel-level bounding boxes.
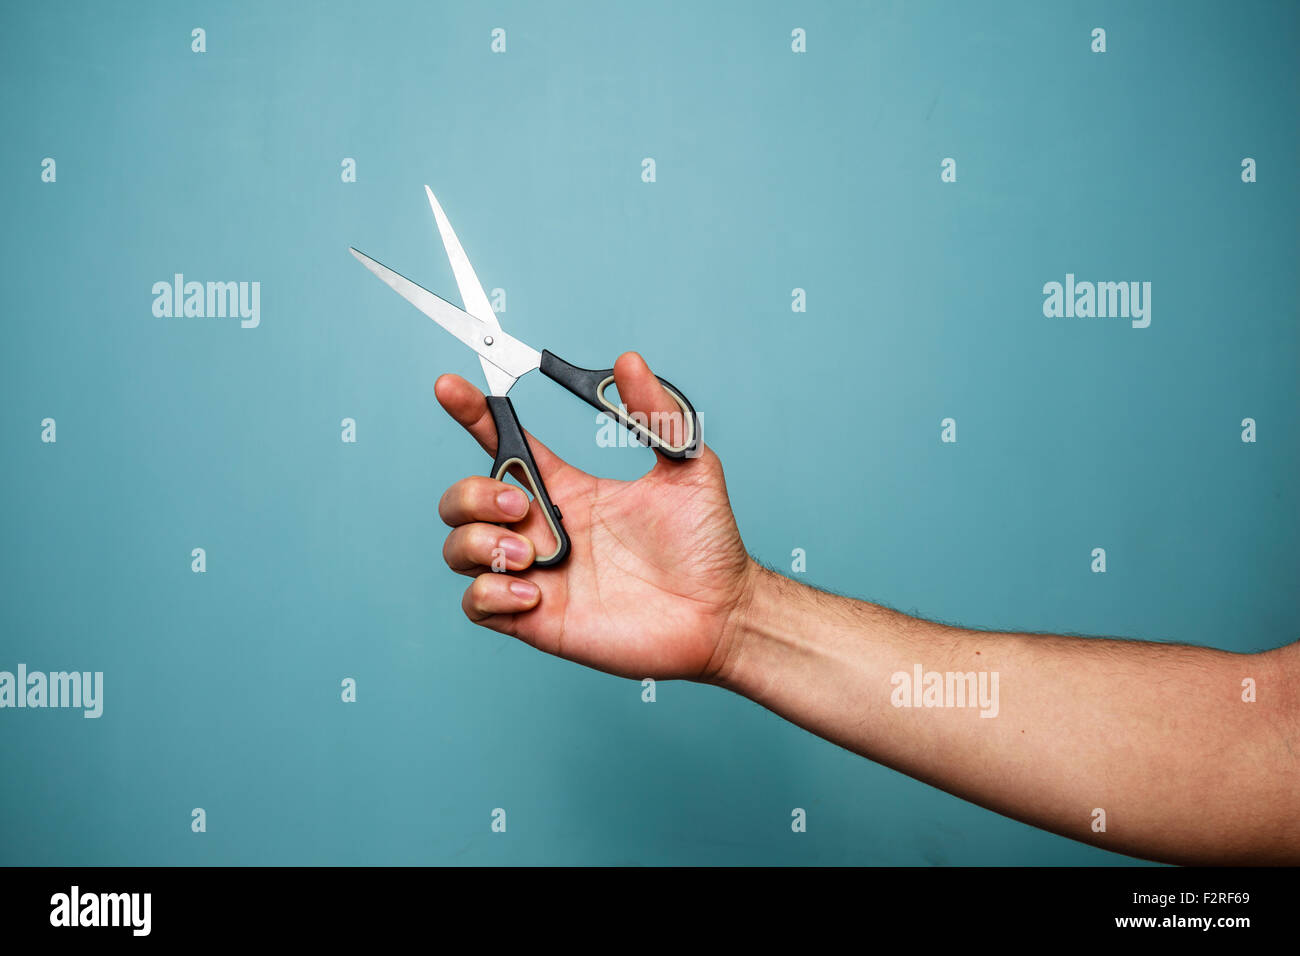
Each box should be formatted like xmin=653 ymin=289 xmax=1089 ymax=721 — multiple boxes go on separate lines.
xmin=435 ymin=351 xmax=755 ymax=681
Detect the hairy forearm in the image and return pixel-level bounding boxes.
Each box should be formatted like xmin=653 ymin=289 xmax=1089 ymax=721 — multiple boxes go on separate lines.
xmin=715 ymin=564 xmax=1300 ymax=865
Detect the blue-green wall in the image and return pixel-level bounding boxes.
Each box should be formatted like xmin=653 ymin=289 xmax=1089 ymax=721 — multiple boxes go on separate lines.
xmin=1 ymin=0 xmax=1295 ymax=865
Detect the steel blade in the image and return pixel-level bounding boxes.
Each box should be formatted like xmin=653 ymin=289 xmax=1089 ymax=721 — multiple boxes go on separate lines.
xmin=349 ymin=246 xmax=540 ymax=389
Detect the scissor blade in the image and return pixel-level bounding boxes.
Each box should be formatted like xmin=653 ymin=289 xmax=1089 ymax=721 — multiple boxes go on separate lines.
xmin=424 ymin=186 xmax=514 ymax=397
xmin=425 ymin=187 xmax=497 ymax=331
xmin=349 ymin=247 xmax=541 ymax=389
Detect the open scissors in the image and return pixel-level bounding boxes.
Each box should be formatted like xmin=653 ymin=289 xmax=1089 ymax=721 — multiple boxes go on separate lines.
xmin=349 ymin=186 xmax=701 ymax=568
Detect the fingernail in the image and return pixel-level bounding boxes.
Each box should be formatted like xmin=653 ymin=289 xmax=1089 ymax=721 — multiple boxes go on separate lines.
xmin=509 ymin=580 xmax=538 ymax=600
xmin=497 ymin=488 xmax=528 ymax=517
xmin=499 ymin=536 xmax=531 ymax=565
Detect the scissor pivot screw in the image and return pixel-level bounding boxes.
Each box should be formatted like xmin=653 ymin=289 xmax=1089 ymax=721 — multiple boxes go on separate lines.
xmin=483 ymin=335 xmax=494 ymax=346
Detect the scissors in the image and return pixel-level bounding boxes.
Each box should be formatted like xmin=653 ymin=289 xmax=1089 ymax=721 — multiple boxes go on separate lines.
xmin=349 ymin=186 xmax=701 ymax=568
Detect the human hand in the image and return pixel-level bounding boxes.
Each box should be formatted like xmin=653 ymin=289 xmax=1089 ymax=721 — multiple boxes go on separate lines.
xmin=435 ymin=352 xmax=755 ymax=682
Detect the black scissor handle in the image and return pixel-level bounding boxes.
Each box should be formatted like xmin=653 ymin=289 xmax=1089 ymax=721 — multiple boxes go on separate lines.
xmin=539 ymin=350 xmax=701 ymax=459
xmin=486 ymin=396 xmax=571 ymax=568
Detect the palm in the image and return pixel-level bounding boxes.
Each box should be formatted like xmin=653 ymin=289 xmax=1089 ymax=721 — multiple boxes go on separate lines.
xmin=496 ymin=448 xmax=750 ymax=681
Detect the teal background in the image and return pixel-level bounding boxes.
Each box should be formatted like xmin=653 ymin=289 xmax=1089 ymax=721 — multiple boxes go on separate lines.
xmin=2 ymin=0 xmax=1296 ymax=865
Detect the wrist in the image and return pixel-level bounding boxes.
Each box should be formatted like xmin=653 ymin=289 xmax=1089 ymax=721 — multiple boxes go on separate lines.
xmin=708 ymin=560 xmax=815 ymax=694
xmin=704 ymin=557 xmax=761 ymax=687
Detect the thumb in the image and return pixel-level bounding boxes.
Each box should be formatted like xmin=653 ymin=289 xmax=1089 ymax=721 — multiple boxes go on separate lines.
xmin=611 ymin=351 xmax=694 ymax=454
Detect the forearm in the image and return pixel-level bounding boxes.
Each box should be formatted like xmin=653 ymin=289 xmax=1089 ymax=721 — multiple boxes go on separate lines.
xmin=716 ymin=563 xmax=1300 ymax=864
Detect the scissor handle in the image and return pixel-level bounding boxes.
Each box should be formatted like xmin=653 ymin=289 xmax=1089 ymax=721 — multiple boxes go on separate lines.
xmin=539 ymin=350 xmax=701 ymax=459
xmin=486 ymin=396 xmax=571 ymax=568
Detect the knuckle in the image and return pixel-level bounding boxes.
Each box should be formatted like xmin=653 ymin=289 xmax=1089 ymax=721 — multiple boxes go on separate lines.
xmin=437 ymin=485 xmax=461 ymax=525
xmin=444 ymin=524 xmax=506 ymax=575
xmin=440 ymin=476 xmax=488 ymax=526
xmin=465 ymin=524 xmax=496 ymax=562
xmin=469 ymin=572 xmax=495 ymax=608
xmin=465 ymin=477 xmax=496 ymax=516
xmin=476 ymin=477 xmax=502 ymax=511
xmin=462 ymin=580 xmax=486 ymax=616
xmin=442 ymin=526 xmax=467 ymax=567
